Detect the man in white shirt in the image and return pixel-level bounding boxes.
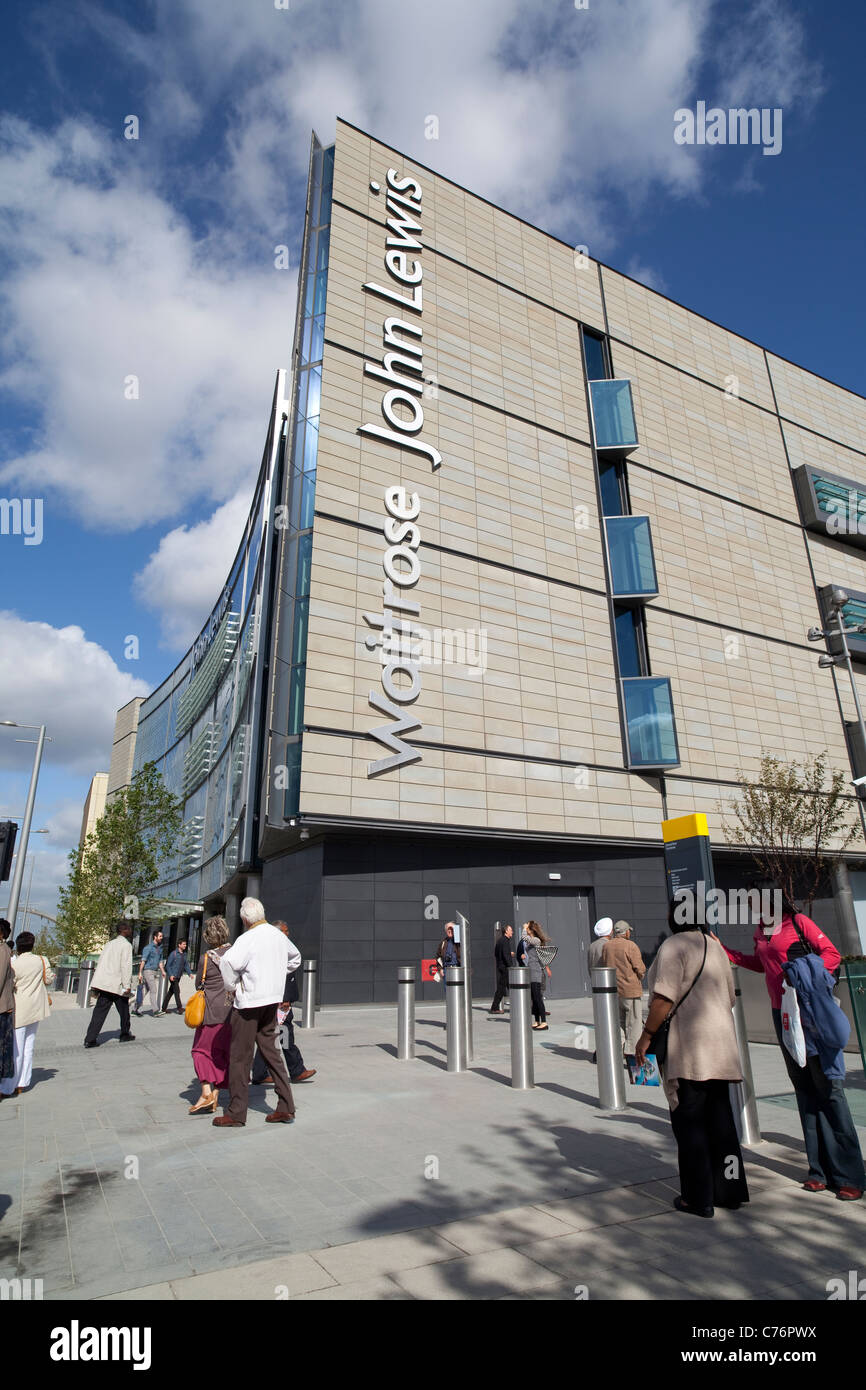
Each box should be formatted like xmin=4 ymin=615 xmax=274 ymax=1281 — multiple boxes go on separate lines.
xmin=84 ymin=923 xmax=135 ymax=1047
xmin=214 ymin=897 xmax=299 ymax=1127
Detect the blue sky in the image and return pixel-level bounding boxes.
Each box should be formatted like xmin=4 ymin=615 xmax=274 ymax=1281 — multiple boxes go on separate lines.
xmin=0 ymin=0 xmax=863 ymax=919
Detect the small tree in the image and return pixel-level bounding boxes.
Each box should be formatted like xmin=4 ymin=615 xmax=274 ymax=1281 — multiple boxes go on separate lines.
xmin=719 ymin=750 xmax=860 ymax=911
xmin=31 ymin=922 xmax=62 ymax=965
xmin=56 ymin=762 xmax=183 ymax=959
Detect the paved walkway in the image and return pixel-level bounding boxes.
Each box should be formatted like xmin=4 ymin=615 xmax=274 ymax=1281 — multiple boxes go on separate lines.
xmin=1 ymin=992 xmax=864 ymax=1300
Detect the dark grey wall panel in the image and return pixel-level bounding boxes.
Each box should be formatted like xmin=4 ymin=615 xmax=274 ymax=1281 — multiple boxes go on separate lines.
xmin=261 ymin=831 xmax=785 ymax=1006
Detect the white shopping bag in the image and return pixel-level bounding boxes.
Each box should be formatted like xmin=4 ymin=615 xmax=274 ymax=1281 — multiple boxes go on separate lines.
xmin=780 ymin=979 xmax=807 ymax=1068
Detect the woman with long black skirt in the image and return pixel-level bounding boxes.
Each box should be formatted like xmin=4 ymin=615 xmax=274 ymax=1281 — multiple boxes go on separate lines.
xmin=636 ymin=917 xmax=748 ymax=1218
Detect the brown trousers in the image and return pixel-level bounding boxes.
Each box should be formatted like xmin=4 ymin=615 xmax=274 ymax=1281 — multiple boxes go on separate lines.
xmin=226 ymin=1004 xmax=295 ymax=1122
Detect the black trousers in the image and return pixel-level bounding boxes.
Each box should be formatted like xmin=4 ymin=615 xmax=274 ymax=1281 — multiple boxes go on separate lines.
xmin=491 ymin=967 xmax=510 ymax=1011
xmin=530 ymin=981 xmax=546 ymax=1023
xmin=85 ymin=989 xmax=132 ymax=1044
xmin=252 ymin=1008 xmax=306 ymax=1081
xmin=669 ymin=1078 xmax=749 ymax=1211
xmin=163 ymin=978 xmax=183 ymax=1012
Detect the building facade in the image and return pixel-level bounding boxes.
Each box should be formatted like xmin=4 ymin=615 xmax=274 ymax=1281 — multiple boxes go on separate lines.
xmin=79 ymin=772 xmax=108 ymax=847
xmin=114 ymin=119 xmax=866 ymax=1001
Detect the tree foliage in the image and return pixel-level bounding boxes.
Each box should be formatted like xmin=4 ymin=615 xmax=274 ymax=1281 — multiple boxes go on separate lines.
xmin=719 ymin=751 xmax=859 ymax=910
xmin=31 ymin=922 xmax=62 ymax=965
xmin=56 ymin=763 xmax=182 ymax=960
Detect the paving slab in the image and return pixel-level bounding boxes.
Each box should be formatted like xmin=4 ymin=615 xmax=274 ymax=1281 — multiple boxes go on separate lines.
xmin=161 ymin=1251 xmax=337 ymax=1300
xmin=310 ymin=1228 xmax=461 ymax=1283
xmin=434 ymin=1203 xmax=576 ymax=1254
xmin=292 ymin=1275 xmax=415 ymax=1300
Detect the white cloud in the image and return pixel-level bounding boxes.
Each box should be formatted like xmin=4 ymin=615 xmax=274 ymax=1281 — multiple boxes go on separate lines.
xmin=69 ymin=0 xmax=822 ymax=252
xmin=0 ymin=118 xmax=295 ymax=529
xmin=133 ymin=491 xmax=252 ymax=650
xmin=623 ymin=258 xmax=669 ymax=295
xmin=0 ymin=611 xmax=149 ymax=775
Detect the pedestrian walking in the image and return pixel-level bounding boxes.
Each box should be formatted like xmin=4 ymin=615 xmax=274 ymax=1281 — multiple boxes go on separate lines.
xmin=83 ymin=923 xmax=135 ymax=1048
xmin=437 ymin=923 xmax=460 ymax=994
xmin=161 ymin=939 xmax=191 ymax=1014
xmin=0 ymin=920 xmax=13 ymax=1099
xmin=0 ymin=932 xmax=52 ymax=1097
xmin=717 ymin=890 xmax=864 ymax=1201
xmin=537 ymin=939 xmax=557 ymax=1014
xmin=601 ymin=920 xmax=646 ymax=1056
xmin=589 ymin=918 xmax=613 ymax=1061
xmin=588 ymin=917 xmax=613 ymax=972
xmin=636 ymin=911 xmax=748 ymax=1219
xmin=134 ymin=928 xmax=166 ymax=1016
xmin=189 ymin=916 xmax=234 ymax=1115
xmin=251 ymin=921 xmax=316 ymax=1087
xmin=488 ymin=925 xmax=514 ymax=1014
xmin=214 ymin=897 xmax=299 ymax=1127
xmin=521 ymin=921 xmax=550 ymax=1030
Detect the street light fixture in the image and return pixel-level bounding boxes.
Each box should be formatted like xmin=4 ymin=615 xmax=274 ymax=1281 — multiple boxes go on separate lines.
xmin=0 ymin=721 xmax=48 ymax=931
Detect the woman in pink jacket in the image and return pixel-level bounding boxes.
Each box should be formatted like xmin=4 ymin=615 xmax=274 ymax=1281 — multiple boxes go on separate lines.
xmin=718 ymin=892 xmax=863 ymax=1200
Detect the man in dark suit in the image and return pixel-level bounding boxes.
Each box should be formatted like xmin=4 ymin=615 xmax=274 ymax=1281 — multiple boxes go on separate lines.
xmin=488 ymin=924 xmax=515 ymax=1014
xmin=251 ymin=921 xmax=316 ymax=1086
xmin=161 ymin=940 xmax=191 ymax=1014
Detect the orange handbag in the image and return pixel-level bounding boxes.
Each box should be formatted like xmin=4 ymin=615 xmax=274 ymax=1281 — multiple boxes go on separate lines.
xmin=184 ymin=953 xmax=207 ymax=1029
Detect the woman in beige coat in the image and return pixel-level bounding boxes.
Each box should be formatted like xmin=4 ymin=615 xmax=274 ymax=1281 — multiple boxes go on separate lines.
xmin=0 ymin=931 xmax=51 ymax=1098
xmin=635 ymin=912 xmax=748 ymax=1218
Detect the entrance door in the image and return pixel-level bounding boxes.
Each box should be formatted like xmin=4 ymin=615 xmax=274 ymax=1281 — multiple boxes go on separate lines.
xmin=513 ymin=887 xmax=595 ymax=998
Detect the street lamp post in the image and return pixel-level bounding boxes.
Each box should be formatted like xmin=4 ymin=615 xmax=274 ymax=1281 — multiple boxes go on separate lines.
xmin=19 ymin=828 xmax=49 ymax=938
xmin=1 ymin=722 xmax=47 ymax=932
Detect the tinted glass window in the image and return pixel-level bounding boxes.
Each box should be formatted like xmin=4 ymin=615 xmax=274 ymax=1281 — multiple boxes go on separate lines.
xmin=599 ymin=459 xmax=623 ymax=516
xmin=614 ymin=605 xmax=644 ymax=678
xmin=582 ymin=330 xmax=609 ymax=381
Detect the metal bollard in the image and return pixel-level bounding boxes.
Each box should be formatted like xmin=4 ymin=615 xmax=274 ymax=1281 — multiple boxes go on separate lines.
xmin=730 ymin=966 xmax=762 ymax=1144
xmin=299 ymin=959 xmax=317 ymax=1029
xmin=508 ymin=966 xmax=534 ymax=1089
xmin=65 ymin=969 xmax=79 ymax=995
xmin=592 ymin=967 xmax=627 ymax=1111
xmin=397 ymin=966 xmax=416 ymax=1060
xmin=456 ymin=911 xmax=474 ymax=1063
xmin=76 ymin=962 xmax=96 ymax=1008
xmin=445 ymin=965 xmax=468 ymax=1072
xmin=156 ymin=973 xmax=168 ymax=1012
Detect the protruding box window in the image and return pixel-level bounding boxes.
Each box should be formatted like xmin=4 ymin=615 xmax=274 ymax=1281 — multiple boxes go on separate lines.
xmin=622 ymin=677 xmax=680 ymax=768
xmin=589 ymin=379 xmax=639 ymax=453
xmin=605 ymin=515 xmax=658 ymax=601
xmin=794 ymin=465 xmax=866 ymax=549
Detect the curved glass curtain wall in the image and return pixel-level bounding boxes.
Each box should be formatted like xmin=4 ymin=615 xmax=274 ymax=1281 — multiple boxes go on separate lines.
xmin=131 ymin=468 xmax=270 ymax=900
xmin=282 ymin=140 xmax=334 ymax=817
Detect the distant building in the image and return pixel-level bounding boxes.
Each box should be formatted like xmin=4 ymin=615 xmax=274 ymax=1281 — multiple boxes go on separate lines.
xmin=107 ymin=697 xmax=144 ymax=800
xmin=79 ymin=773 xmax=108 ymax=846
